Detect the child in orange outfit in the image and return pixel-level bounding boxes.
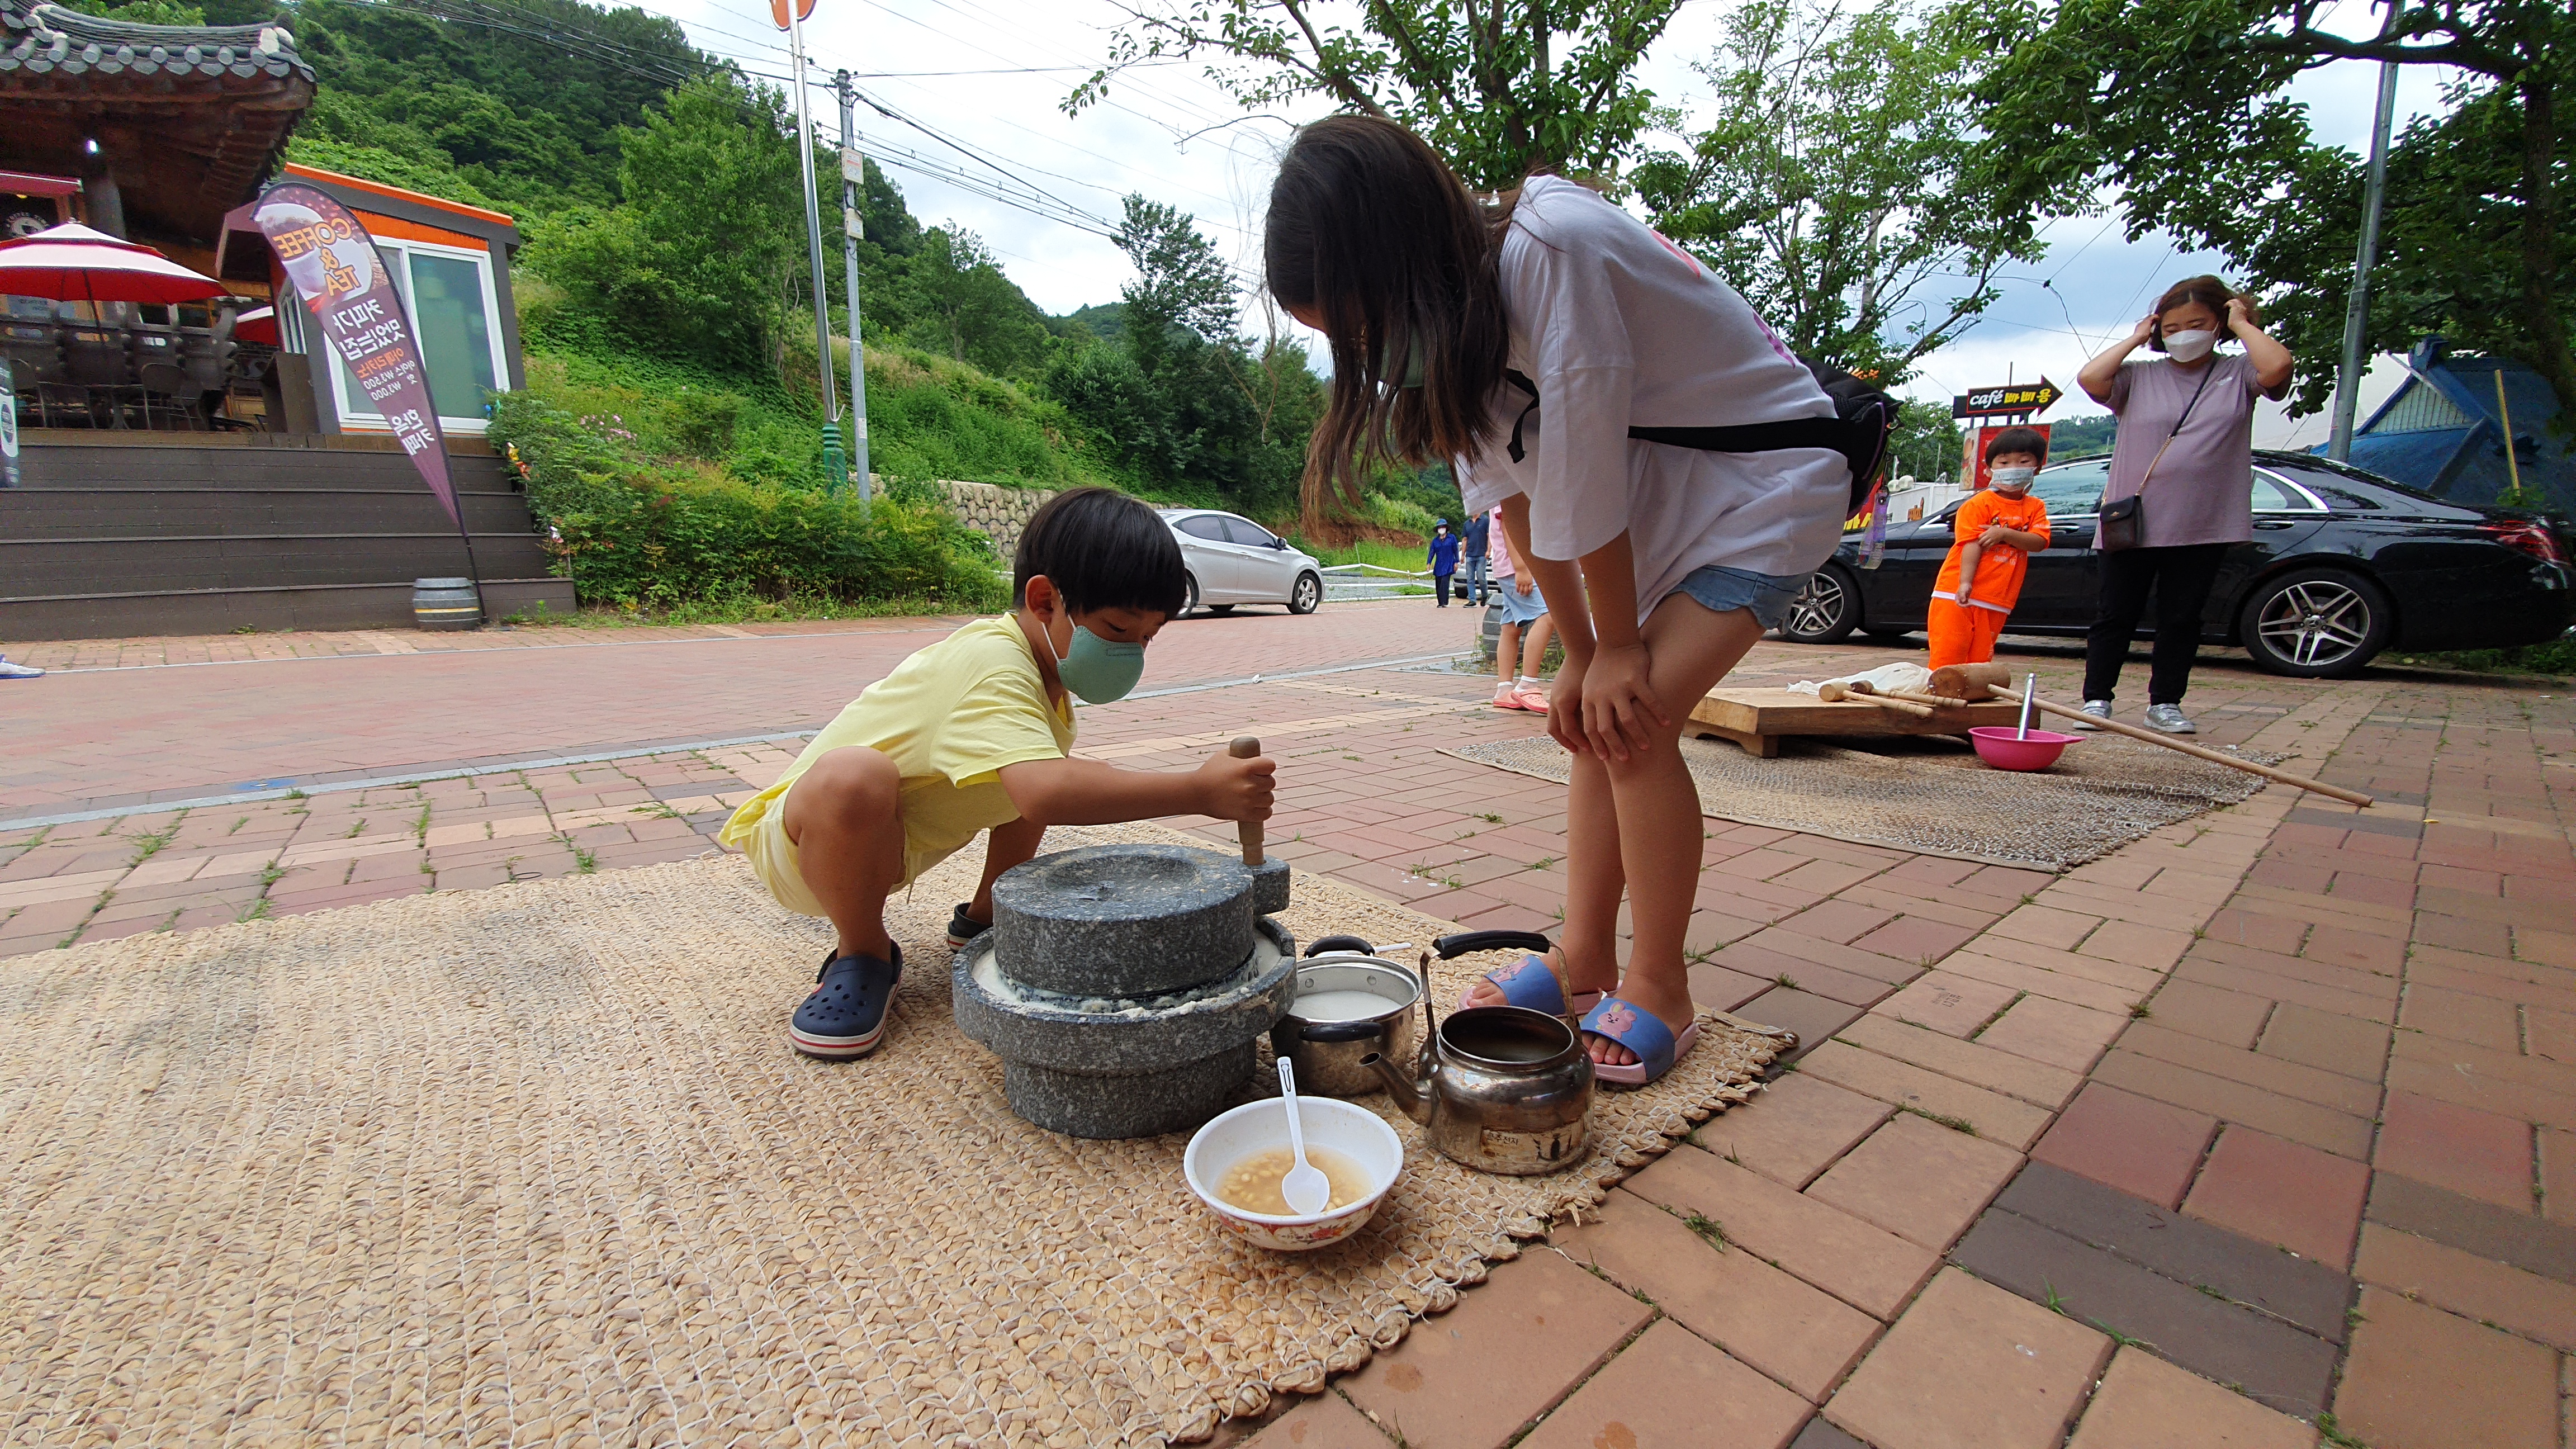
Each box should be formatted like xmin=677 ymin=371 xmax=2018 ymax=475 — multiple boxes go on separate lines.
xmin=1928 ymin=428 xmax=2052 ymax=669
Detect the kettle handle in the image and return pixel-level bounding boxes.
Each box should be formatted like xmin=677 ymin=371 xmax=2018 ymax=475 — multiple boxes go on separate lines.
xmin=1434 ymin=929 xmax=1554 ymax=959
xmin=1304 ymin=935 xmax=1376 ymax=958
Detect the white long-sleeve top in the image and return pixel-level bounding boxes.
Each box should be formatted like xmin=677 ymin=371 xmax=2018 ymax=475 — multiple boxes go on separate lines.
xmin=1461 ymin=175 xmax=1850 ymax=623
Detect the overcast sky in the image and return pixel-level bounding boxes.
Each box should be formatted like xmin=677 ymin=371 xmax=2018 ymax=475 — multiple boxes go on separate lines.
xmin=655 ymin=0 xmax=2460 ymax=449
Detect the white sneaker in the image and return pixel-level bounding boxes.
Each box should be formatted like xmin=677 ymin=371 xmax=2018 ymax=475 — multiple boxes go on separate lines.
xmin=2070 ymin=700 xmax=2111 ymax=730
xmin=2144 ymin=704 xmax=2197 ymax=735
xmin=0 ymin=656 xmax=42 ymax=680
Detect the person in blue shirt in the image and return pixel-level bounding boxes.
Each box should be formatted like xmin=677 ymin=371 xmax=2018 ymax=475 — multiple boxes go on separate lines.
xmin=1427 ymin=518 xmax=1461 ymax=607
xmin=1460 ymin=510 xmax=1491 ymax=605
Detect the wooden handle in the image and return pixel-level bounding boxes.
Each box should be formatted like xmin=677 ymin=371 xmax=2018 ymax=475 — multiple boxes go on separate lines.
xmin=1821 ymin=682 xmax=1936 ymax=718
xmin=1229 ymin=735 xmax=1264 ymax=865
xmin=1991 ymin=688 xmax=2376 ymax=808
xmin=1878 ymin=688 xmax=1974 ymax=709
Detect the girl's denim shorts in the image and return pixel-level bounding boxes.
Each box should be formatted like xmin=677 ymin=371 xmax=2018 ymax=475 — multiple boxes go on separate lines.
xmin=1494 ymin=577 xmax=1548 ymax=625
xmin=1669 ymin=564 xmax=1806 ymax=630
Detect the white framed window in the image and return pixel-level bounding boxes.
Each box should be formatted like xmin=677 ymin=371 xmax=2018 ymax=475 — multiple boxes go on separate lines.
xmin=318 ymin=236 xmax=508 ymax=435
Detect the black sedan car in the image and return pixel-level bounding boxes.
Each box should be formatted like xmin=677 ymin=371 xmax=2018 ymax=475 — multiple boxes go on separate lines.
xmin=1779 ymin=449 xmax=2573 ymax=677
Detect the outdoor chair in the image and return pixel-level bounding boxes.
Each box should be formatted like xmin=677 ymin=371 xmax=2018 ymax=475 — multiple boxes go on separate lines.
xmin=138 ymin=362 xmax=206 ymax=431
xmin=65 ymin=332 xmax=142 ymax=428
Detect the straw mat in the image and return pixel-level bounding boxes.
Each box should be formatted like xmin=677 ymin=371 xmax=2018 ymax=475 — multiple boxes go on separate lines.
xmin=0 ymin=821 xmax=1784 ymax=1447
xmin=1445 ymin=732 xmax=2280 ymax=871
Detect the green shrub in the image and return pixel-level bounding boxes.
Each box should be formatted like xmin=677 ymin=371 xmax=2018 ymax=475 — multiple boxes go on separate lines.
xmin=489 ymin=392 xmax=1006 ymax=613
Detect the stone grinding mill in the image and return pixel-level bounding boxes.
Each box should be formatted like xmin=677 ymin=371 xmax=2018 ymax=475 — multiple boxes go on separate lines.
xmin=951 ymin=738 xmax=1299 ymax=1138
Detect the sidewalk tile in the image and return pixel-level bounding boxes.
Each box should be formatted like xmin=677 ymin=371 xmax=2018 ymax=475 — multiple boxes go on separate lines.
xmin=1517 ymin=1320 xmax=1809 ymax=1449
xmin=2375 ymin=1091 xmax=2536 ymax=1213
xmin=2170 ymin=959 xmax=2390 ymax=1024
xmin=1798 ymin=1040 xmax=2054 ymax=1149
xmin=2367 ymin=1173 xmax=2576 ymax=1286
xmin=2115 ymin=1022 xmax=2382 ymax=1116
xmin=1822 ymin=1268 xmax=2109 ymax=1449
xmin=1237 ymin=1393 xmax=1390 ymax=1448
xmin=1806 ymin=1111 xmax=2024 ymax=1251
xmin=1339 ymin=1243 xmax=1651 ymax=1449
xmin=2141 ymin=978 xmax=2274 ymax=1049
xmin=1874 ymin=973 xmax=2018 ymax=1039
xmin=1937 ymin=950 xmax=2144 ymax=1015
xmin=2399 ymin=982 xmax=2525 ymax=1053
xmin=2090 ymin=1051 xmax=2374 ymax=1160
xmin=1732 ymin=988 xmax=1864 ymax=1064
xmin=1620 ymin=1147 xmax=1939 ymax=1320
xmin=2332 ymin=1287 xmax=2559 ymax=1449
xmin=1949 ymin=1210 xmax=2340 ymax=1415
xmin=1971 ymin=996 xmax=2128 ymax=1075
xmin=2030 ymin=1083 xmax=2217 ymax=1210
xmin=1836 ymin=1015 xmax=2083 ymax=1112
xmin=1556 ymin=1190 xmax=1879 ymax=1401
xmin=2353 ymin=1222 xmax=2576 ymax=1352
xmin=1693 ymin=1074 xmax=1892 ymax=1190
xmin=1988 ymin=904 xmax=2104 ymax=951
xmin=2076 ymin=920 xmax=2194 ymax=973
xmin=2063 ymin=1346 xmax=2319 ymax=1449
xmin=2182 ymin=1126 xmax=2370 ymax=1270
xmin=2253 ymin=1002 xmax=2388 ymax=1080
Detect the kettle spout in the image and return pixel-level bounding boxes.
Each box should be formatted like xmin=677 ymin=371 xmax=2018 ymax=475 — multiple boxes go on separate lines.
xmin=1361 ymin=1048 xmax=1433 ymax=1124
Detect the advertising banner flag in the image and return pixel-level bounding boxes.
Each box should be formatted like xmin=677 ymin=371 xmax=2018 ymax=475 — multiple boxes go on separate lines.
xmin=251 ymin=183 xmax=463 ymax=536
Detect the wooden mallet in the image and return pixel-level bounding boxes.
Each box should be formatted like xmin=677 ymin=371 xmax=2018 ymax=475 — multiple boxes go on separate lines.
xmin=1229 ymin=735 xmax=1265 ymax=865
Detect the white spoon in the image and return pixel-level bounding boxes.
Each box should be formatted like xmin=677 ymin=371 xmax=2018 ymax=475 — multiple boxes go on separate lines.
xmin=1275 ymin=1057 xmax=1331 ymax=1216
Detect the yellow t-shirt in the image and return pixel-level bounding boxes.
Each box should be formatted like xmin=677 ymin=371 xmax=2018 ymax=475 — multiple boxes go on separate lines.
xmin=719 ymin=614 xmax=1076 ymax=884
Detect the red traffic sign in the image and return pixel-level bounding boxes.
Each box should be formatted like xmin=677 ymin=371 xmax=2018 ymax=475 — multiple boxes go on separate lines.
xmin=770 ymin=0 xmax=815 ymax=27
xmin=1952 ymin=378 xmax=2061 ymax=419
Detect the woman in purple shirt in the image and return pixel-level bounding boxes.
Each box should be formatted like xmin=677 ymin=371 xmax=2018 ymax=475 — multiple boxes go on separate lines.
xmin=2072 ymin=276 xmax=2294 ymax=735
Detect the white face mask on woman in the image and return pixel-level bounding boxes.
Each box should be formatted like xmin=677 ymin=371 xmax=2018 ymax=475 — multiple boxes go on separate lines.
xmin=2163 ymin=328 xmax=2218 ymax=363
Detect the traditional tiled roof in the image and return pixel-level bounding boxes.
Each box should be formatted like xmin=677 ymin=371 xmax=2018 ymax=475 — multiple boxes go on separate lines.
xmin=0 ymin=1 xmax=312 ymax=84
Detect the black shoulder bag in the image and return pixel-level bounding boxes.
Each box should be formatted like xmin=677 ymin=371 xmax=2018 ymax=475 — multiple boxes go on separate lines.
xmin=2099 ymin=362 xmax=2217 ymax=553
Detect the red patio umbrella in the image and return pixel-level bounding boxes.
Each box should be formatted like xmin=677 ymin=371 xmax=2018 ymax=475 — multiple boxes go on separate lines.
xmin=234 ymin=305 xmax=278 ymax=345
xmin=0 ymin=221 xmax=226 ymax=309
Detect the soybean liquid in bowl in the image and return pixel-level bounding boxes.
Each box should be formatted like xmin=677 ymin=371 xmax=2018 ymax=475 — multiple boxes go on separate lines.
xmin=1217 ymin=1144 xmax=1373 ymax=1215
xmin=1291 ymin=988 xmax=1404 ymax=1022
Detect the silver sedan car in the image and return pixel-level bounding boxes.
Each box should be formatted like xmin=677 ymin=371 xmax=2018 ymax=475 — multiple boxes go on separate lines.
xmin=1160 ymin=509 xmax=1327 ymax=616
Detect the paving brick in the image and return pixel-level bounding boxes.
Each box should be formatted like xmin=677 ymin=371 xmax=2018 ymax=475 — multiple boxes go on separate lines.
xmin=1988 ymin=905 xmax=2105 ymax=953
xmin=1517 ymin=1319 xmax=1810 ymax=1449
xmin=2252 ymin=1001 xmax=2388 ymax=1080
xmin=2365 ymin=1173 xmax=2576 ymax=1286
xmin=1950 ymin=1209 xmax=2340 ymax=1416
xmin=2182 ymin=1126 xmax=2370 ymax=1270
xmin=1797 ymin=1040 xmax=2055 ymax=1149
xmin=1806 ymin=1111 xmax=2024 ymax=1252
xmin=1874 ymin=972 xmax=2018 ymax=1038
xmin=1837 ymin=1014 xmax=2083 ymax=1111
xmin=2090 ymin=1050 xmax=2374 ymax=1160
xmin=1237 ymin=1393 xmax=1391 ymax=1448
xmin=1693 ymin=1073 xmax=1892 ymax=1190
xmin=1620 ymin=1145 xmax=1940 ymax=1320
xmin=1786 ymin=1420 xmax=1866 ymax=1449
xmin=2114 ymin=1022 xmax=2381 ymax=1117
xmin=2375 ymin=1090 xmax=2536 ymax=1213
xmin=1734 ymin=988 xmax=1865 ymax=1066
xmin=2546 ymin=1127 xmax=2576 ymax=1228
xmin=2062 ymin=1347 xmax=2317 ymax=1449
xmin=2332 ymin=1286 xmax=2560 ymax=1449
xmin=2029 ymin=1084 xmax=2217 ymax=1211
xmin=1938 ymin=949 xmax=2149 ymax=1016
xmin=2400 ymin=981 xmax=2523 ymax=1052
xmin=1849 ymin=913 xmax=1985 ymax=965
xmin=2075 ymin=919 xmax=2194 ymax=973
xmin=1969 ymin=995 xmax=2128 ymax=1074
xmin=2139 ymin=978 xmax=2274 ymax=1049
xmin=1556 ymin=1190 xmax=1880 ymax=1401
xmin=1822 ymin=1268 xmax=2109 ymax=1449
xmin=2353 ymin=1221 xmax=2576 ymax=1352
xmin=1988 ymin=1155 xmax=2359 ymax=1341
xmin=2170 ymin=958 xmax=2391 ymax=1024
xmin=1339 ymin=1243 xmax=1651 ymax=1449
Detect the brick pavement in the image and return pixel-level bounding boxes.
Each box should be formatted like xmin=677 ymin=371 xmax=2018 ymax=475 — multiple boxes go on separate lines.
xmin=5 ymin=601 xmax=2572 ymax=1447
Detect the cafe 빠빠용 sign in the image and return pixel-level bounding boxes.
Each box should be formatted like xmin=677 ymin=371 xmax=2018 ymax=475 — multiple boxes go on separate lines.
xmin=251 ymin=183 xmax=462 ymax=534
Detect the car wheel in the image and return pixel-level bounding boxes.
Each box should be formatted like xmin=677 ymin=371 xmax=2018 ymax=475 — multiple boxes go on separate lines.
xmin=2239 ymin=567 xmax=2392 ymax=678
xmin=1181 ymin=573 xmax=1201 ymax=617
xmin=1289 ymin=572 xmax=1322 ymax=614
xmin=1778 ymin=566 xmax=1859 ymax=643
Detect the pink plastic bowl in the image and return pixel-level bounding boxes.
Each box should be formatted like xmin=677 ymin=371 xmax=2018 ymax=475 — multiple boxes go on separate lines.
xmin=1969 ymin=726 xmax=2083 ymax=771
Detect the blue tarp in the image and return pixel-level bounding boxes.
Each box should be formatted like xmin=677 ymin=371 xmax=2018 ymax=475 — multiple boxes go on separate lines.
xmin=2320 ymin=339 xmax=2571 ymax=513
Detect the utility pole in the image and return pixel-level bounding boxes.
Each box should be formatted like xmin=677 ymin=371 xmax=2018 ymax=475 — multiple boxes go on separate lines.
xmin=2329 ymin=58 xmax=2402 ymax=462
xmin=784 ymin=0 xmax=846 ymax=489
xmin=835 ymin=70 xmax=873 ymax=503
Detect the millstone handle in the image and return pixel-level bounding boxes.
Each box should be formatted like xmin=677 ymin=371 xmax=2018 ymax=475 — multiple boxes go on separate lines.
xmin=1229 ymin=735 xmax=1264 ymax=866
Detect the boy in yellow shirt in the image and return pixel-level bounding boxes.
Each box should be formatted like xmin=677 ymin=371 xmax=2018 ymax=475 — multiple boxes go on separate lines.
xmin=1928 ymin=428 xmax=2052 ymax=669
xmin=721 ymin=487 xmax=1276 ymax=1060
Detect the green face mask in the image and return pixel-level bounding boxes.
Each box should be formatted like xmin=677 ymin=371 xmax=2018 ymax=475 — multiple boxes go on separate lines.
xmin=1379 ymin=332 xmax=1426 ymax=389
xmin=1050 ymin=619 xmax=1146 ymax=704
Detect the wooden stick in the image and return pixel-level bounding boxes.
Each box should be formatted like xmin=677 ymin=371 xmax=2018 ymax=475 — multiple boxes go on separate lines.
xmin=1821 ymin=682 xmax=1937 ymax=718
xmin=1988 ymin=687 xmax=2376 ymax=807
xmin=1229 ymin=736 xmax=1265 ymax=864
xmin=1876 ymin=688 xmax=1975 ymax=709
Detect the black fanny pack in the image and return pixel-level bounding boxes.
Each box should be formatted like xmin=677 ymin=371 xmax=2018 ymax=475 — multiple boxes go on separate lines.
xmin=1502 ymin=356 xmax=1895 ymax=515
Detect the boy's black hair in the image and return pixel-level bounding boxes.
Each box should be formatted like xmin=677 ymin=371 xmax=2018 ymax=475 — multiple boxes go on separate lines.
xmin=1984 ymin=427 xmax=2049 ymax=466
xmin=1013 ymin=486 xmax=1189 ymax=617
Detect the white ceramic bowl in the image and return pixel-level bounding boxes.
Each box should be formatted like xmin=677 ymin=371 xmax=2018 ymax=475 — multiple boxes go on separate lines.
xmin=1183 ymin=1096 xmax=1404 ymax=1251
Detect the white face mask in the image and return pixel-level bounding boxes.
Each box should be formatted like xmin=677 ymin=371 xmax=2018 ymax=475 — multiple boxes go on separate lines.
xmin=1990 ymin=466 xmax=2037 ymax=492
xmin=2163 ymin=328 xmax=2218 ymax=363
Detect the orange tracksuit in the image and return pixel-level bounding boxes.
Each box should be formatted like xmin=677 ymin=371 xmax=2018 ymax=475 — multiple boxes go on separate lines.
xmin=1927 ymin=489 xmax=2050 ymax=669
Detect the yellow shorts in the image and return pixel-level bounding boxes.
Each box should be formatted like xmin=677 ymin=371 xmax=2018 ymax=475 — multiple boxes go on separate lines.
xmin=734 ymin=798 xmax=960 ymax=918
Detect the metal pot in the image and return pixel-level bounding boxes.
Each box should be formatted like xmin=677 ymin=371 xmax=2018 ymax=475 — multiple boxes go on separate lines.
xmin=1270 ymin=936 xmax=1422 ymax=1097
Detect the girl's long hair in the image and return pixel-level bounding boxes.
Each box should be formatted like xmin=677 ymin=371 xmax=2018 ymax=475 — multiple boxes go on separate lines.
xmin=1265 ymin=115 xmax=1510 ymax=513
xmin=2149 ymin=274 xmax=2258 ymax=352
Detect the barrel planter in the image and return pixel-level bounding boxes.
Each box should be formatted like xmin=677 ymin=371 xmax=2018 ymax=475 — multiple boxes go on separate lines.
xmin=412 ymin=577 xmax=481 ymax=631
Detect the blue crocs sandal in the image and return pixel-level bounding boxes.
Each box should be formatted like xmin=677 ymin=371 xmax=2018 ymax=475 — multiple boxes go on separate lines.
xmin=947 ymin=902 xmax=990 ymax=948
xmin=790 ymin=943 xmax=903 ymax=1060
xmin=1455 ymin=950 xmax=1605 ymax=1019
xmin=1579 ymin=997 xmax=1703 ymax=1087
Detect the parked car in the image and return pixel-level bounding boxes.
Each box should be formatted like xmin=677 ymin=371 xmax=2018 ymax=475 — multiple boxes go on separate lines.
xmin=1160 ymin=509 xmax=1327 ymax=616
xmin=1779 ymin=450 xmax=2573 ymax=677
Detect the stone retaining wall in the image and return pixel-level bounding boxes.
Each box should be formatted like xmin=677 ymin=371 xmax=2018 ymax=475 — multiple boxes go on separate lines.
xmin=939 ymin=480 xmax=1057 ymax=555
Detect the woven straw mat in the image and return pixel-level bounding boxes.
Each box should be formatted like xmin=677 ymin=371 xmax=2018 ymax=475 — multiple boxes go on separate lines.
xmin=1444 ymin=732 xmax=2280 ymax=871
xmin=0 ymin=820 xmax=1784 ymax=1447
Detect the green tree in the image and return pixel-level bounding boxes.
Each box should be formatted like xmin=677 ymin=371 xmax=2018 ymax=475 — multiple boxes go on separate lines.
xmin=1635 ymin=0 xmax=2070 ymax=385
xmin=1069 ymin=0 xmax=1690 ymax=189
xmin=1971 ymin=0 xmax=2575 ymax=415
xmin=897 ymin=226 xmax=1052 ymax=376
xmin=1113 ymin=194 xmax=1239 ymax=368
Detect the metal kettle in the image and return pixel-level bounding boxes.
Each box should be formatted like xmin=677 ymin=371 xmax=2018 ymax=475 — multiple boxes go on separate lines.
xmin=1362 ymin=930 xmax=1594 ymax=1175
